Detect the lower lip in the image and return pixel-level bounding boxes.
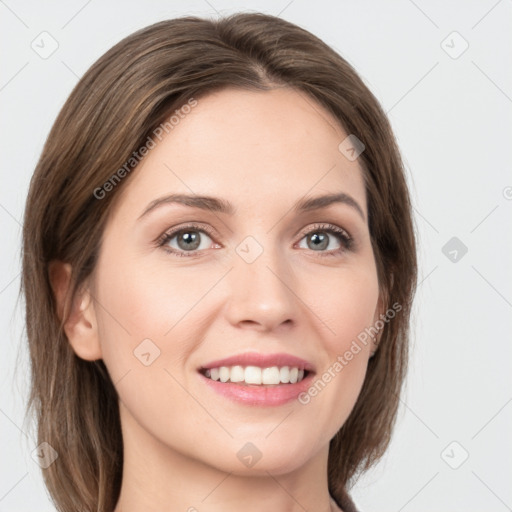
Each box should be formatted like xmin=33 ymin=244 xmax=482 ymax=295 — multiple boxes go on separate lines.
xmin=198 ymin=372 xmax=314 ymax=406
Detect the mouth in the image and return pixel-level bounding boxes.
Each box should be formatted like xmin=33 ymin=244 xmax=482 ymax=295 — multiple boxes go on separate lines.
xmin=197 ymin=352 xmax=316 ymax=406
xmin=199 ymin=365 xmax=311 ymax=386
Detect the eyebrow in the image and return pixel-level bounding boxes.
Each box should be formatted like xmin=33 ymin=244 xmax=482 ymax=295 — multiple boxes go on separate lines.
xmin=138 ymin=192 xmax=365 ymax=221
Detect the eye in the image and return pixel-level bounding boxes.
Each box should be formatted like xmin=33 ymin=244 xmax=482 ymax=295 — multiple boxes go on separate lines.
xmin=156 ymin=223 xmax=218 ymax=257
xmin=296 ymin=223 xmax=354 ymax=256
xmin=156 ymin=222 xmax=354 ymax=258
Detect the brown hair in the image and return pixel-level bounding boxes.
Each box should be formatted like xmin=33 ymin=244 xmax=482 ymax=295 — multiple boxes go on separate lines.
xmin=21 ymin=12 xmax=417 ymax=512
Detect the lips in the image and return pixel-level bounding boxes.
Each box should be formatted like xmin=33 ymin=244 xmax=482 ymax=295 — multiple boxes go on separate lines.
xmin=197 ymin=352 xmax=316 ymax=406
xmin=199 ymin=352 xmax=316 ymax=373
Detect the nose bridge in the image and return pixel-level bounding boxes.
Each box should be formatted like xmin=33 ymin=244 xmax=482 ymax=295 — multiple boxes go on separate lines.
xmin=225 ymin=233 xmax=298 ymax=330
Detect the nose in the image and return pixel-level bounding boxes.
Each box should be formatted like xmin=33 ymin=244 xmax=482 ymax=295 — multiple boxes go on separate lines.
xmin=223 ymin=239 xmax=299 ymax=332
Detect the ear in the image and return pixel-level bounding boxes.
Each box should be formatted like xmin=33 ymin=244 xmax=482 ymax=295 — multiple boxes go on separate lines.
xmin=48 ymin=261 xmax=102 ymax=361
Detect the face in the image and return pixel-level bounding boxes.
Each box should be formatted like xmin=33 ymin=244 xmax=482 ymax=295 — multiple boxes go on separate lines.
xmin=86 ymin=87 xmax=382 ymax=475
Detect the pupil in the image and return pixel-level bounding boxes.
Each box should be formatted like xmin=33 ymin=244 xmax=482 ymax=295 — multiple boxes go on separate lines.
xmin=179 ymin=231 xmax=200 ymax=250
xmin=309 ymin=232 xmax=328 ymax=250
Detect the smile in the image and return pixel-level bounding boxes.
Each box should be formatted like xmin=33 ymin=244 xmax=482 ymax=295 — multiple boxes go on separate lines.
xmin=201 ymin=365 xmax=308 ymax=386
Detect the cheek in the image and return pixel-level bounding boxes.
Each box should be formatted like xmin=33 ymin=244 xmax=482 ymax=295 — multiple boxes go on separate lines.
xmin=92 ymin=253 xmax=213 ymax=439
xmin=309 ymin=263 xmax=380 ymax=355
xmin=298 ymin=263 xmax=379 ymax=428
xmin=93 ymin=249 xmax=216 ymax=372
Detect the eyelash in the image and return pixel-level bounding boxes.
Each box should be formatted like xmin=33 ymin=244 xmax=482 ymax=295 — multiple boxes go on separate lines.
xmin=155 ymin=222 xmax=354 ymax=258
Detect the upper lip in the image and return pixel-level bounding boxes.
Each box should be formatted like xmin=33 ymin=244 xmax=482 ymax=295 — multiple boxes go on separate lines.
xmin=199 ymin=352 xmax=316 ymax=373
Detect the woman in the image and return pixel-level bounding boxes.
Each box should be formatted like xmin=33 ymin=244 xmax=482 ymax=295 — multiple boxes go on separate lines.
xmin=22 ymin=12 xmax=417 ymax=512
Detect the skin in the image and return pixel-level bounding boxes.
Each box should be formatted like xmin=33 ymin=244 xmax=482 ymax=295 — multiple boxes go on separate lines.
xmin=53 ymin=86 xmax=384 ymax=512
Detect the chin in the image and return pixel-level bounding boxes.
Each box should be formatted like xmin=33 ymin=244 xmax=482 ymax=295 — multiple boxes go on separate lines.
xmin=204 ymin=432 xmax=321 ymax=476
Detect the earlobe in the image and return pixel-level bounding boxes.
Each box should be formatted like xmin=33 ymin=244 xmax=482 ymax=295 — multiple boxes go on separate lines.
xmin=48 ymin=261 xmax=102 ymax=361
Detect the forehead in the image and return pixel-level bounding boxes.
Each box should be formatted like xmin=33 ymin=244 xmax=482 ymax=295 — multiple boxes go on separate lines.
xmin=112 ymin=87 xmax=367 ymax=219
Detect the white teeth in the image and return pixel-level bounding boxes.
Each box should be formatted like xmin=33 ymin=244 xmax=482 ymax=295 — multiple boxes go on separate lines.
xmin=230 ymin=365 xmax=245 ymax=383
xmin=279 ymin=366 xmax=290 ymax=383
xmin=219 ymin=366 xmax=230 ymax=383
xmin=203 ymin=365 xmax=307 ymax=385
xmin=262 ymin=366 xmax=280 ymax=385
xmin=245 ymin=366 xmax=262 ymax=385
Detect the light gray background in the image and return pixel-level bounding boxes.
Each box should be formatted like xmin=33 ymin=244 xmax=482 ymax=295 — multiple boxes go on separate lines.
xmin=1 ymin=1 xmax=511 ymax=511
